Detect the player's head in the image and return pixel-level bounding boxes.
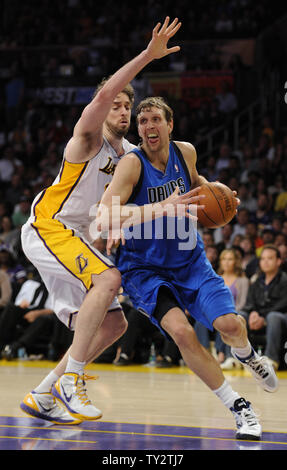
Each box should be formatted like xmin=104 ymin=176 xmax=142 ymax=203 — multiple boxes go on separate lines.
xmin=94 ymin=78 xmax=135 ymax=138
xmin=136 ymin=97 xmax=174 ymax=151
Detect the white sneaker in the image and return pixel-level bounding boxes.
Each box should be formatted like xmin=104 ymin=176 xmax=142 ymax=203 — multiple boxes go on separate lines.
xmin=20 ymin=391 xmax=82 ymax=425
xmin=52 ymin=373 xmax=102 ymax=421
xmin=230 ymin=397 xmax=262 ymax=441
xmin=220 ymin=357 xmax=243 ymax=370
xmin=231 ymin=349 xmax=279 ymax=392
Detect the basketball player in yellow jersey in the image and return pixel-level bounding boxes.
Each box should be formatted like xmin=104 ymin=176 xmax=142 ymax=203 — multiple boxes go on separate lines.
xmin=20 ymin=17 xmax=182 ymax=425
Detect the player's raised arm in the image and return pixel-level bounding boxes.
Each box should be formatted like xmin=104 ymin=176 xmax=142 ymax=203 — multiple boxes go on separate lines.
xmin=66 ymin=17 xmax=182 ymax=163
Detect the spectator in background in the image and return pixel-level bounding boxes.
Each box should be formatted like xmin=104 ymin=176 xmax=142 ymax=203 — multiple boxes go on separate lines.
xmin=215 ymin=223 xmax=234 ymax=254
xmin=251 ymin=193 xmax=272 ymax=228
xmin=195 ymin=248 xmax=249 ymax=367
xmin=4 ymin=173 xmax=24 ymax=207
xmin=202 ymin=229 xmax=214 ymax=249
xmin=215 ymin=143 xmax=232 ymax=174
xmin=239 ymin=236 xmax=258 ymax=279
xmin=274 ymin=233 xmax=287 ymax=248
xmin=12 ymin=195 xmax=31 ymax=228
xmin=271 ymin=215 xmax=283 ymax=235
xmin=0 ymin=269 xmax=12 ymax=317
xmin=245 ymin=221 xmax=263 ymax=249
xmin=256 ymin=229 xmax=276 ymax=257
xmin=205 ymin=244 xmax=219 ymax=271
xmin=231 ymin=208 xmax=250 ymax=242
xmin=237 ymin=183 xmax=257 ymax=213
xmin=201 ymin=155 xmax=218 ymax=182
xmin=278 ymin=244 xmax=287 ymax=273
xmin=274 ymin=187 xmax=287 ymax=213
xmin=215 ymin=81 xmax=237 ymax=118
xmin=0 ymin=145 xmax=22 ymax=184
xmin=240 ymin=245 xmax=287 ymax=370
xmin=5 ymin=63 xmax=25 ymax=129
xmin=0 ymin=277 xmax=53 ymax=359
xmin=0 ymin=215 xmax=20 ymax=254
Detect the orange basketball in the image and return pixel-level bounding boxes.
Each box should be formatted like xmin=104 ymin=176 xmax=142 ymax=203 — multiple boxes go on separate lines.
xmin=194 ymin=182 xmax=237 ymax=229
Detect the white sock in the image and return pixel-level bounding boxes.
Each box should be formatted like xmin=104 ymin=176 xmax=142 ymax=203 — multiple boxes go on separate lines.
xmin=232 ymin=341 xmax=254 ymax=360
xmin=34 ymin=371 xmax=60 ymax=393
xmin=65 ymin=355 xmax=85 ymax=376
xmin=213 ymin=380 xmax=241 ymax=409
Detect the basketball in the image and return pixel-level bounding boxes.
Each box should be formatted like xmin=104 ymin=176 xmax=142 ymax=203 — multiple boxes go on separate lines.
xmin=194 ymin=182 xmax=237 ymax=229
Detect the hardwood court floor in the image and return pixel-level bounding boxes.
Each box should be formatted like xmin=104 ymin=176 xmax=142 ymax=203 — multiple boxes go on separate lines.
xmin=0 ymin=359 xmax=286 ymax=451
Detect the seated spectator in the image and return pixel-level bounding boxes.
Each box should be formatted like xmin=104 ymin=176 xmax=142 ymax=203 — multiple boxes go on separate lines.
xmin=239 ymin=236 xmax=258 ymax=279
xmin=0 ymin=277 xmax=53 ymax=359
xmin=230 ymin=208 xmax=250 ymax=242
xmin=274 ymin=187 xmax=287 ymax=213
xmin=274 ymin=233 xmax=287 ymax=248
xmin=250 ymin=193 xmax=273 ymax=229
xmin=237 ymin=183 xmax=257 ymax=213
xmin=201 ymin=229 xmax=214 ymax=249
xmin=239 ymin=244 xmax=287 ymax=370
xmin=215 ymin=142 xmax=232 ymax=174
xmin=195 ymin=248 xmax=249 ymax=367
xmin=255 ymin=229 xmax=276 ymax=257
xmin=205 ymin=244 xmax=219 ymax=271
xmin=271 ymin=215 xmax=283 ymax=235
xmin=12 ymin=195 xmax=31 ymax=228
xmin=215 ymin=223 xmax=234 ymax=254
xmin=278 ymin=243 xmax=287 ymax=273
xmin=245 ymin=221 xmax=263 ymax=249
xmin=0 ymin=269 xmax=12 ymax=317
xmin=0 ymin=244 xmax=26 ymax=294
xmin=0 ymin=215 xmax=21 ymax=254
xmin=215 ymin=81 xmax=237 ymax=120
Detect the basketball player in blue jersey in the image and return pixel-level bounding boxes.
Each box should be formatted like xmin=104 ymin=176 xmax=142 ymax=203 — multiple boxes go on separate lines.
xmin=97 ymin=96 xmax=278 ymax=440
xmin=19 ymin=18 xmax=183 ymax=425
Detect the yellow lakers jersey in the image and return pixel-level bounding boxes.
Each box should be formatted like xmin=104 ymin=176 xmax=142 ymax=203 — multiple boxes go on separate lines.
xmin=28 ymin=137 xmax=136 ymax=242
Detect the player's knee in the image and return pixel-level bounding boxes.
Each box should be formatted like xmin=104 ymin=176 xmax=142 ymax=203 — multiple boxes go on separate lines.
xmin=169 ymin=322 xmax=196 ymax=349
xmin=94 ymin=267 xmax=122 ymax=293
xmin=214 ymin=314 xmax=243 ymax=338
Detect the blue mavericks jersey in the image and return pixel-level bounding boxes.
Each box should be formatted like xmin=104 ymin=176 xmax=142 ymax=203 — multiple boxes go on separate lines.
xmin=116 ymin=141 xmax=204 ymax=271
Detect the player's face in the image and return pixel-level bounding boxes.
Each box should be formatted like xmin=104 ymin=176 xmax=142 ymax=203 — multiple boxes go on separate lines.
xmin=105 ymin=92 xmax=132 ymax=138
xmin=137 ymin=107 xmax=173 ymax=152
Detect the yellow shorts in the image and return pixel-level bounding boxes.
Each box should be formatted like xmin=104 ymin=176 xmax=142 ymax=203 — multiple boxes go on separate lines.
xmin=21 ymin=219 xmax=120 ymax=330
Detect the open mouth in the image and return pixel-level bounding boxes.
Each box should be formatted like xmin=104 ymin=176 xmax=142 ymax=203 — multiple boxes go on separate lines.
xmin=147 ymin=133 xmax=159 ymax=144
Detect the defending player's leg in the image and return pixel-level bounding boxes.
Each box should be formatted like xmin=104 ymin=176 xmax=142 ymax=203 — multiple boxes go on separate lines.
xmin=160 ymin=308 xmax=262 ymax=440
xmin=213 ymin=313 xmax=279 ymax=393
xmin=21 ymin=308 xmax=127 ymax=424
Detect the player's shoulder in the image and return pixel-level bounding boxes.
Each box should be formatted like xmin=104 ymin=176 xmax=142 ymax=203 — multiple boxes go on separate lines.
xmin=173 ymin=141 xmax=197 ymax=162
xmin=173 ymin=140 xmax=196 ymax=153
xmin=116 ymin=149 xmax=142 ymax=173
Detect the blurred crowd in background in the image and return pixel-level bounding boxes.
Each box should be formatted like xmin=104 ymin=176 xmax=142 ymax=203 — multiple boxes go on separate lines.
xmin=0 ymin=0 xmax=286 ymax=367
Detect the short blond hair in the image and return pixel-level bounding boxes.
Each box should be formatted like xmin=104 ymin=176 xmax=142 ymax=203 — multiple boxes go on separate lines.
xmin=136 ymin=96 xmax=173 ymax=124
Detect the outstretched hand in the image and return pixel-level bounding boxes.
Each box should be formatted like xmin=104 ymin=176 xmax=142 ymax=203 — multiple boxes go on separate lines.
xmin=146 ymin=16 xmax=182 ymax=61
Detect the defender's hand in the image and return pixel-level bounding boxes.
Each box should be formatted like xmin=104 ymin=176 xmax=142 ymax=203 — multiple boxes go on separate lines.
xmin=146 ymin=17 xmax=182 ymax=60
